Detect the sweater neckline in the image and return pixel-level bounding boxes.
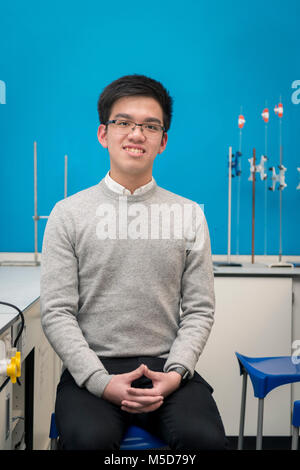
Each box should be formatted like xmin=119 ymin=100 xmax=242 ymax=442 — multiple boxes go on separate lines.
xmin=98 ymin=177 xmax=158 ymax=202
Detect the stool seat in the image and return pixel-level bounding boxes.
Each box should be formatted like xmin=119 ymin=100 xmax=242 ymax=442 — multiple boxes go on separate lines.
xmin=236 ymin=353 xmax=300 ymax=398
xmin=120 ymin=425 xmax=167 ymax=450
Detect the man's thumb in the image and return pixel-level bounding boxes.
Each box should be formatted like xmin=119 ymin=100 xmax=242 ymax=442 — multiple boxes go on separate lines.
xmin=127 ymin=364 xmax=145 ymax=380
xmin=143 ymin=365 xmax=156 ymax=378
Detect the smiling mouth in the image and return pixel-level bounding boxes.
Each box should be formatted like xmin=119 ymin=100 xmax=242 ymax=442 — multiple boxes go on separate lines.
xmin=123 ymin=146 xmax=145 ymax=155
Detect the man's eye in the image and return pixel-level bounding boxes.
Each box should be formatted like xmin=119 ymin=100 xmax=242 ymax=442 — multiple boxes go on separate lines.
xmin=145 ymin=124 xmax=159 ymax=131
xmin=117 ymin=120 xmax=131 ymax=126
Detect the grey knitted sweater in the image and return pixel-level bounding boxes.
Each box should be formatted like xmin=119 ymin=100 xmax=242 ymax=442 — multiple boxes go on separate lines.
xmin=40 ymin=177 xmax=215 ymax=397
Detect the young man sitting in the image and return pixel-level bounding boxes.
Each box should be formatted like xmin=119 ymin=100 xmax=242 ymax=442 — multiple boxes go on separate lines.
xmin=41 ymin=74 xmax=227 ymax=450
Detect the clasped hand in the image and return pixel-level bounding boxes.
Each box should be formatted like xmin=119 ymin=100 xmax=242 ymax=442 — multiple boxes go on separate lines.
xmin=102 ymin=364 xmax=181 ymax=413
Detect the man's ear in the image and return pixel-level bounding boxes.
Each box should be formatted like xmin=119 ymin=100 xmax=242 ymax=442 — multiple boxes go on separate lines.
xmin=158 ymin=132 xmax=168 ymax=154
xmin=97 ymin=124 xmax=108 ymax=148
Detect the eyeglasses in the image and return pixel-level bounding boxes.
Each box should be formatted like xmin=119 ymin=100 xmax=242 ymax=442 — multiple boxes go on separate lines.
xmin=106 ymin=119 xmax=165 ymax=136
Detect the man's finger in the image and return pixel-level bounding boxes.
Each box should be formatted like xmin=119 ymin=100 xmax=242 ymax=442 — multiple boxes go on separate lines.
xmin=122 ymin=395 xmax=163 ymax=407
xmin=126 ymin=386 xmax=161 ymax=397
xmin=121 ymin=400 xmax=163 ymax=414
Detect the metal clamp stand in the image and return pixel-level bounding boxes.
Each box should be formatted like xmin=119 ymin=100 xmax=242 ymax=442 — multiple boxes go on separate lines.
xmin=32 ymin=142 xmax=69 ymax=265
xmin=268 ymin=101 xmax=293 ymax=268
xmin=214 ymin=146 xmax=242 ymax=267
xmin=0 ymin=142 xmax=68 ymax=266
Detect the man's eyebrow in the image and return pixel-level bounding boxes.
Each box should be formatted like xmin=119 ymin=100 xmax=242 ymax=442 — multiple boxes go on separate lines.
xmin=113 ymin=113 xmax=163 ymax=125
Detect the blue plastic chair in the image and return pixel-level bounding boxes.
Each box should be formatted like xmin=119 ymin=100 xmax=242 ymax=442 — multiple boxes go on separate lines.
xmin=292 ymin=400 xmax=300 ymax=450
xmin=235 ymin=352 xmax=300 ymax=450
xmin=49 ymin=412 xmax=168 ymax=450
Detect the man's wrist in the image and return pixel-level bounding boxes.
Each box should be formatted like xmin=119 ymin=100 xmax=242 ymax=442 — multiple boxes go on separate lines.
xmin=167 ymin=366 xmax=189 ymax=381
xmin=85 ymin=371 xmax=113 ymax=397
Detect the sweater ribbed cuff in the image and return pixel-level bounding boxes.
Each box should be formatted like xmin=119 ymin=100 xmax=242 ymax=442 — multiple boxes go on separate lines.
xmin=85 ymin=371 xmax=114 ymax=397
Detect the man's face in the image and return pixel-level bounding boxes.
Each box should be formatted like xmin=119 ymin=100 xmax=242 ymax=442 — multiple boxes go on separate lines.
xmin=97 ymin=96 xmax=168 ymax=178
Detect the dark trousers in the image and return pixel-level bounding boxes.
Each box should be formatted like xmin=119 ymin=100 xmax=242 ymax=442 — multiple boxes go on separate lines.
xmin=55 ymin=356 xmax=228 ymax=450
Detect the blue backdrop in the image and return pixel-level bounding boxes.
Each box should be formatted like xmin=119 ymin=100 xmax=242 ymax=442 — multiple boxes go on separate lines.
xmin=1 ymin=0 xmax=300 ymax=255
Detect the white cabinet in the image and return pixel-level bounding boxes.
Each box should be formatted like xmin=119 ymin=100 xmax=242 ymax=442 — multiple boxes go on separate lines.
xmin=19 ymin=299 xmax=61 ymax=450
xmin=196 ymin=275 xmax=294 ymax=436
xmin=0 ymin=299 xmax=61 ymax=450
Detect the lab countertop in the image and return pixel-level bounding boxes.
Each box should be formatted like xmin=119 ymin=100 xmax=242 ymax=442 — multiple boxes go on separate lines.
xmin=0 ymin=266 xmax=41 ymax=334
xmin=213 ymin=261 xmax=300 ymax=277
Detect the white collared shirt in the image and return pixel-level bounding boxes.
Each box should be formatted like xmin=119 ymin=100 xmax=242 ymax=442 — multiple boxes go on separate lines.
xmin=104 ymin=171 xmax=155 ymax=196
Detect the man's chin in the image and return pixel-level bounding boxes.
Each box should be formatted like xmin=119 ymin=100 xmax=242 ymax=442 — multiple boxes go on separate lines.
xmin=117 ymin=163 xmax=152 ymax=176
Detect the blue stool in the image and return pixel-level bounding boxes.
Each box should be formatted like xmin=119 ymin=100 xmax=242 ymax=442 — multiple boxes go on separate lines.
xmin=235 ymin=352 xmax=300 ymax=450
xmin=119 ymin=425 xmax=167 ymax=450
xmin=292 ymin=400 xmax=300 ymax=450
xmin=49 ymin=413 xmax=168 ymax=450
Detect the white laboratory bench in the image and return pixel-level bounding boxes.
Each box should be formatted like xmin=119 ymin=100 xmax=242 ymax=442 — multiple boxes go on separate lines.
xmin=0 ymin=266 xmax=61 ymax=450
xmin=1 ymin=260 xmax=300 ymax=448
xmin=195 ymin=261 xmax=300 ymax=437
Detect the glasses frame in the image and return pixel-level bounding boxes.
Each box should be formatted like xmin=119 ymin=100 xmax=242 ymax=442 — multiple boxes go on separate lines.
xmin=105 ymin=119 xmax=166 ymax=135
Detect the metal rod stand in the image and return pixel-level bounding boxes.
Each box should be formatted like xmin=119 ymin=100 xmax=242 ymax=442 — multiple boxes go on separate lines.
xmin=251 ymin=148 xmax=256 ymax=264
xmin=238 ymin=371 xmax=248 ymax=450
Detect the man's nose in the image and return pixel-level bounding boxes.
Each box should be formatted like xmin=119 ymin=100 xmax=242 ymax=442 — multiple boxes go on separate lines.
xmin=128 ymin=125 xmax=146 ymax=140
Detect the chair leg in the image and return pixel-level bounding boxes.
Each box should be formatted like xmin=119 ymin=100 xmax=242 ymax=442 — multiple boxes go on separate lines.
xmin=292 ymin=426 xmax=299 ymax=450
xmin=50 ymin=438 xmax=58 ymax=450
xmin=238 ymin=371 xmax=248 ymax=450
xmin=256 ymin=398 xmax=264 ymax=450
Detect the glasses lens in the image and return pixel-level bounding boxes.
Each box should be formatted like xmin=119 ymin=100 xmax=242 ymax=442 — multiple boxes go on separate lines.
xmin=112 ymin=120 xmax=133 ymax=134
xmin=142 ymin=123 xmax=162 ymax=134
xmin=113 ymin=120 xmax=162 ymax=135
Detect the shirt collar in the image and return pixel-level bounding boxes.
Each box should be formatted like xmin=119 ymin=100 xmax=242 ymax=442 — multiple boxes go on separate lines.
xmin=104 ymin=171 xmax=155 ymax=196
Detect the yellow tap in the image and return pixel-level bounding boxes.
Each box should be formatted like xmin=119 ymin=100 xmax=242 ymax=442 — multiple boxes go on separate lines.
xmin=6 ymin=352 xmax=21 ymax=383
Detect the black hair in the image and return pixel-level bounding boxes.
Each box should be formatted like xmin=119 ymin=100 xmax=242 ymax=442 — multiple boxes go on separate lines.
xmin=97 ymin=74 xmax=173 ymax=132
